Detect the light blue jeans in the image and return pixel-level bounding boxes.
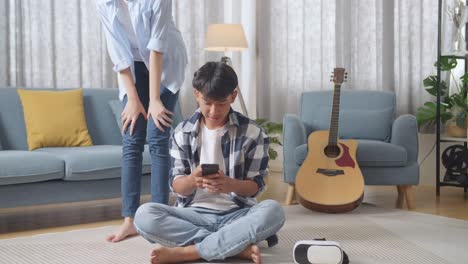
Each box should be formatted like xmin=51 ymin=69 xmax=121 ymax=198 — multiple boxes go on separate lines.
xmin=121 ymin=61 xmax=179 ymax=217
xmin=133 ymin=200 xmax=286 ymax=261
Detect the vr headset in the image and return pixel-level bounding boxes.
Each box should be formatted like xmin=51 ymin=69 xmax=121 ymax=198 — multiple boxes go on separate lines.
xmin=293 ymin=239 xmax=349 ymax=264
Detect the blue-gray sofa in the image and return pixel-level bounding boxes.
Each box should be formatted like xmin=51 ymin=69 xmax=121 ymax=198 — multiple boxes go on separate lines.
xmin=283 ymin=90 xmax=419 ymax=210
xmin=0 ymin=88 xmax=173 ymax=208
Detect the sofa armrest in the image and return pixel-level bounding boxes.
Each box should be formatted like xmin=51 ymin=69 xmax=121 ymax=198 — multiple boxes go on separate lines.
xmin=282 ymin=114 xmax=307 ymax=183
xmin=391 ymin=114 xmax=418 ymax=163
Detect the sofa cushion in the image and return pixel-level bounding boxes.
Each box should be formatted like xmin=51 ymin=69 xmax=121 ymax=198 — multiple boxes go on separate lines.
xmin=108 ymin=100 xmax=124 ymax=132
xmin=17 ymin=89 xmax=93 ymax=150
xmin=295 ymin=139 xmax=407 ymax=167
xmin=35 ymin=145 xmax=151 ymax=181
xmin=0 ymin=151 xmax=64 ymax=185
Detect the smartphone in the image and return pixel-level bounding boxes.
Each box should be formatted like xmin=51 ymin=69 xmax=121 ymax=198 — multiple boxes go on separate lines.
xmin=201 ymin=164 xmax=219 ymax=176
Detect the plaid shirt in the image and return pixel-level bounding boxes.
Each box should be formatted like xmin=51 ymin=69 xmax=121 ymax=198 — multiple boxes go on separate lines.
xmin=169 ymin=108 xmax=269 ymax=208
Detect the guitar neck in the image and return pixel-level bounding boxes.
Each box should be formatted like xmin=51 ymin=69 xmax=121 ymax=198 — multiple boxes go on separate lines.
xmin=328 ymin=84 xmax=341 ymax=146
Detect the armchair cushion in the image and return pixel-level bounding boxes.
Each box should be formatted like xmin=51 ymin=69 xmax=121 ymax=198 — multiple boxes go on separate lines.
xmin=317 ymin=107 xmax=394 ymax=141
xmin=295 ymin=139 xmax=407 ymax=167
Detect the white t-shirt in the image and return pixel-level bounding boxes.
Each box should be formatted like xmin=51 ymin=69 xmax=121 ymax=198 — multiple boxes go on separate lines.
xmin=189 ymin=123 xmax=238 ymax=211
xmin=116 ymin=0 xmax=142 ymax=61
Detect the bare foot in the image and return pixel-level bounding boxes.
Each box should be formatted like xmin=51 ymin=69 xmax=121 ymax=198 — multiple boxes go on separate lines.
xmin=236 ymin=244 xmax=262 ymax=264
xmin=150 ymin=245 xmax=200 ymax=264
xmin=106 ymin=217 xmax=138 ymax=242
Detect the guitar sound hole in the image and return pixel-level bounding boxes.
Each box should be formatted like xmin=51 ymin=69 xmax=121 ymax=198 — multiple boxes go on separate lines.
xmin=324 ymin=145 xmax=341 ymax=158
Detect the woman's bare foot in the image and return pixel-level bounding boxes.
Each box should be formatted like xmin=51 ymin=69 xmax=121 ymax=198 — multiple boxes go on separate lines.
xmin=106 ymin=217 xmax=138 ymax=242
xmin=236 ymin=244 xmax=262 ymax=264
xmin=150 ymin=245 xmax=200 ymax=264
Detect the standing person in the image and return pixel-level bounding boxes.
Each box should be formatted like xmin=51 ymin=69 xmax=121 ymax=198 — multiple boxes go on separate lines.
xmin=134 ymin=62 xmax=285 ymax=264
xmin=96 ymin=0 xmax=188 ymax=242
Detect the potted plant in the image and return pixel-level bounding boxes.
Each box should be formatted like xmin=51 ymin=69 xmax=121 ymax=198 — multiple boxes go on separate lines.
xmin=416 ymin=56 xmax=468 ymax=137
xmin=255 ymin=118 xmax=283 ymax=171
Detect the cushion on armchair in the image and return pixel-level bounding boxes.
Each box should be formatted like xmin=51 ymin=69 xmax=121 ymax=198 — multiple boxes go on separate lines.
xmin=295 ymin=139 xmax=407 ymax=167
xmin=317 ymin=107 xmax=394 ymax=141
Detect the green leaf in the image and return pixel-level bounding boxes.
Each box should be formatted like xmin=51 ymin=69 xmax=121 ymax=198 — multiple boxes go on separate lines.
xmin=460 ymin=73 xmax=468 ymax=88
xmin=450 ymin=93 xmax=466 ymax=108
xmin=268 ymin=148 xmax=278 ymax=160
xmin=266 ymin=123 xmax=283 ymax=134
xmin=416 ymin=102 xmax=452 ymax=126
xmin=455 ymin=111 xmax=467 ymax=128
xmin=270 ymin=137 xmax=282 ymax=146
xmin=435 ymin=56 xmax=458 ymax=71
xmin=255 ymin=118 xmax=267 ymax=126
xmin=423 ymin=76 xmax=448 ymax=97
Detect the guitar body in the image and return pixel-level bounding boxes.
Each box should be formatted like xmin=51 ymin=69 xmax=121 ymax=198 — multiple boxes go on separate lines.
xmin=296 ymin=130 xmax=364 ymax=213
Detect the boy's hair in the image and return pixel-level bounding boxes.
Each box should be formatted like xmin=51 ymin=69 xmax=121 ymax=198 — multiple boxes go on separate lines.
xmin=192 ymin=61 xmax=238 ymax=100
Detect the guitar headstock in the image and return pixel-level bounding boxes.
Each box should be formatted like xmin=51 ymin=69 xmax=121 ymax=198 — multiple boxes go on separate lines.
xmin=330 ymin=68 xmax=347 ymax=85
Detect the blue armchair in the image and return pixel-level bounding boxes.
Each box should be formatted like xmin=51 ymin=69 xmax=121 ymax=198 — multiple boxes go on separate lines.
xmin=283 ymin=90 xmax=419 ymax=209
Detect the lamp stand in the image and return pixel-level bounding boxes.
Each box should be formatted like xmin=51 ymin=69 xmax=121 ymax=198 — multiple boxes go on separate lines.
xmin=220 ymin=56 xmax=249 ymax=117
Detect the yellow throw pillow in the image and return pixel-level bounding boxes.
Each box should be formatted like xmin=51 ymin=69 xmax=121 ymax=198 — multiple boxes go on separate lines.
xmin=17 ymin=88 xmax=93 ymax=150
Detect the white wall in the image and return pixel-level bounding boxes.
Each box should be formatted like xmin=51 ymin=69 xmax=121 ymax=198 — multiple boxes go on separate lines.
xmin=418 ymin=133 xmax=466 ymax=187
xmin=418 ymin=133 xmax=437 ymax=186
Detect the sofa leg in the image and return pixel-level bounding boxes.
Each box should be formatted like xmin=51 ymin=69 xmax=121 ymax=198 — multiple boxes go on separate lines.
xmin=285 ymin=184 xmax=296 ymax=205
xmin=396 ymin=185 xmax=405 ymax=209
xmin=396 ymin=185 xmax=415 ymax=210
xmin=404 ymin=185 xmax=415 ymax=210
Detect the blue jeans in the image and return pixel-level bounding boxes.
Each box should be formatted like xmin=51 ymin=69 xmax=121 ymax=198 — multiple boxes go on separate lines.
xmin=121 ymin=61 xmax=179 ymax=217
xmin=133 ymin=200 xmax=286 ymax=261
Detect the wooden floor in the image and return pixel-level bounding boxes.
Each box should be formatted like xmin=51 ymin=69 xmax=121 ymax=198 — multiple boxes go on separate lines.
xmin=1 ymin=171 xmax=467 ymax=240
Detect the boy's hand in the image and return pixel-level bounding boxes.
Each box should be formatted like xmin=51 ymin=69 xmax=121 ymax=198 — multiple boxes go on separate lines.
xmin=202 ymin=170 xmax=234 ymax=194
xmin=191 ymin=166 xmax=205 ymax=189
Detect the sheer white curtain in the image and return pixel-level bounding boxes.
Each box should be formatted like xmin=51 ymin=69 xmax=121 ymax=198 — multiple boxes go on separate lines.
xmin=257 ymin=0 xmax=438 ymax=122
xmin=0 ymin=0 xmax=116 ymax=89
xmin=0 ymin=0 xmax=439 ymax=120
xmin=394 ymin=0 xmax=438 ymax=115
xmin=0 ymin=0 xmax=256 ymax=119
xmin=256 ymin=0 xmax=336 ymax=122
xmin=173 ymin=0 xmax=257 ymax=118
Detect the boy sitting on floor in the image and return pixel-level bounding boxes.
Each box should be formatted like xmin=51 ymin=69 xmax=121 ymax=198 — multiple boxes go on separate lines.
xmin=134 ymin=61 xmax=285 ymax=264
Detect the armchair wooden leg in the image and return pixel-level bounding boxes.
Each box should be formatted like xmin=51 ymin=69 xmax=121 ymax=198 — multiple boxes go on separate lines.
xmin=396 ymin=185 xmax=415 ymax=210
xmin=396 ymin=185 xmax=405 ymax=209
xmin=285 ymin=184 xmax=296 ymax=205
xmin=404 ymin=185 xmax=415 ymax=210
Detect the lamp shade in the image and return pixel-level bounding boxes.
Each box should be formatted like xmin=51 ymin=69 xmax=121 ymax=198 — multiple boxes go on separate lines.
xmin=204 ymin=24 xmax=248 ymax=51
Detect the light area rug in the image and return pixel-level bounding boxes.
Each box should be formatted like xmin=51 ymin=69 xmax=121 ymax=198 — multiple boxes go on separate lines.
xmin=1 ymin=204 xmax=467 ymax=264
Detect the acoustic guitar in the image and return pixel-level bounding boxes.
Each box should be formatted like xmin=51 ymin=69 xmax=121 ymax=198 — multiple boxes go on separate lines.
xmin=296 ymin=68 xmax=364 ymax=213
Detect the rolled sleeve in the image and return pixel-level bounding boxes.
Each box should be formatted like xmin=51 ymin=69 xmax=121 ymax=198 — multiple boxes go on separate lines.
xmin=146 ymin=0 xmax=170 ymax=53
xmin=112 ymin=58 xmax=133 ymax=72
xmin=147 ymin=38 xmax=169 ymax=54
xmin=245 ymin=129 xmax=270 ymax=197
xmin=170 ymin=175 xmax=192 ymax=199
xmin=169 ymin=129 xmax=193 ymax=199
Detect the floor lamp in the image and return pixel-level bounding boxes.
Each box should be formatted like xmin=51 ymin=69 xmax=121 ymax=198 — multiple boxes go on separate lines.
xmin=204 ymin=24 xmax=249 ymax=117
